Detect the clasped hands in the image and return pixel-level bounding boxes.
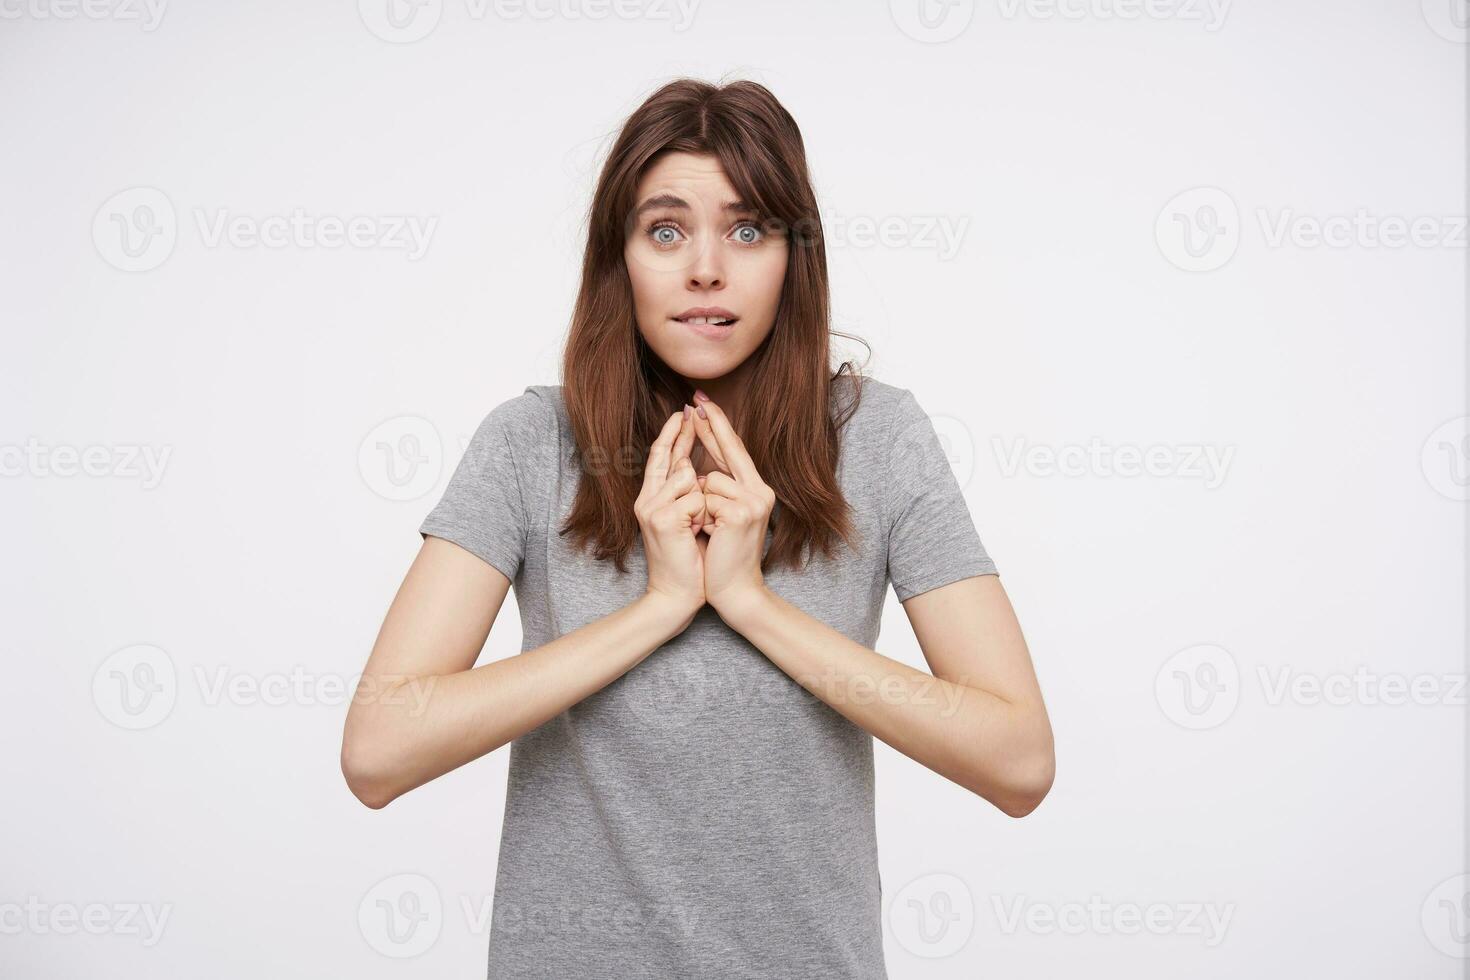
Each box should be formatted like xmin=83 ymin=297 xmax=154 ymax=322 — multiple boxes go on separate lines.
xmin=636 ymin=389 xmax=775 ymax=624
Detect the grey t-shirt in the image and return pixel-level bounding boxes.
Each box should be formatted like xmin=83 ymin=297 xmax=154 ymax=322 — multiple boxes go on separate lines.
xmin=418 ymin=376 xmax=997 ymax=978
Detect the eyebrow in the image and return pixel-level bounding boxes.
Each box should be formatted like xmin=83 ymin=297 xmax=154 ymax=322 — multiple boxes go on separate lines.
xmin=633 ymin=193 xmax=757 ymax=219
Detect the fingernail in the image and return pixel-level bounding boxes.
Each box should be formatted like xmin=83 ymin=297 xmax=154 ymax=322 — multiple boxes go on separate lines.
xmin=682 ymin=404 xmax=691 ymax=420
xmin=693 ymin=389 xmax=708 ymax=403
xmin=696 ymin=404 xmax=707 ymax=419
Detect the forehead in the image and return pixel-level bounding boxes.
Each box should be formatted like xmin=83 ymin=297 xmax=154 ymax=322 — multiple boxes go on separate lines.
xmin=633 ymin=151 xmax=737 ymax=204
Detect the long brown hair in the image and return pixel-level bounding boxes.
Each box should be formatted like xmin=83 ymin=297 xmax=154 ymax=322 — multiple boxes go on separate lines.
xmin=559 ymin=76 xmax=869 ymax=575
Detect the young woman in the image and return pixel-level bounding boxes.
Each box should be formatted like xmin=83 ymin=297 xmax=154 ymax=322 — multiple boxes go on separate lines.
xmin=341 ymin=77 xmax=1054 ymax=978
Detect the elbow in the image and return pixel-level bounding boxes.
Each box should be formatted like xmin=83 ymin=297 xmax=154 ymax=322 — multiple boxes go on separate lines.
xmin=340 ymin=725 xmax=398 ymax=810
xmin=998 ymin=757 xmax=1054 ymax=818
xmin=993 ymin=731 xmax=1056 ymax=819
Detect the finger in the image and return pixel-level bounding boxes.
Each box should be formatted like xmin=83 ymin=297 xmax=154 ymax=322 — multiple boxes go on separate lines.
xmin=641 ymin=411 xmax=685 ymax=495
xmin=674 ymin=483 xmax=705 ymax=521
xmin=660 ymin=408 xmax=698 ymax=505
xmin=692 ymin=413 xmax=732 ymax=476
xmin=652 ymin=454 xmax=697 ymax=507
xmin=701 ymin=488 xmax=729 ymax=524
xmin=693 ymin=473 xmax=709 ymax=529
xmin=693 ymin=396 xmax=758 ymax=484
xmin=671 ymin=404 xmax=696 ymax=466
xmin=701 ymin=469 xmax=741 ymax=500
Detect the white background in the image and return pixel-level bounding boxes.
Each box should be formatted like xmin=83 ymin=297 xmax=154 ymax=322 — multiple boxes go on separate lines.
xmin=2 ymin=1 xmax=1465 ymax=977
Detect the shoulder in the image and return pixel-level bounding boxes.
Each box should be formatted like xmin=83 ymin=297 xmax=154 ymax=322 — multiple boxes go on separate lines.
xmin=479 ymin=385 xmax=563 ymax=442
xmin=831 ymin=374 xmax=921 ymax=439
xmin=847 ymin=380 xmax=960 ymax=499
xmin=464 ymin=386 xmax=567 ymax=483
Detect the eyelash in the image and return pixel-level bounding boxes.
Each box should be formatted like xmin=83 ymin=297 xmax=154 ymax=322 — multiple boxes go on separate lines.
xmin=645 ymin=219 xmax=764 ymax=249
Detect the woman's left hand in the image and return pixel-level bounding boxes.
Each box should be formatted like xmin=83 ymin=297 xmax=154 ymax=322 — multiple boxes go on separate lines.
xmin=689 ymin=390 xmax=775 ymax=619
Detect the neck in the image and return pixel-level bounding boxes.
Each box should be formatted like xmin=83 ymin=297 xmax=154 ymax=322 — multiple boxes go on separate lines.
xmin=682 ymin=359 xmax=752 ymax=427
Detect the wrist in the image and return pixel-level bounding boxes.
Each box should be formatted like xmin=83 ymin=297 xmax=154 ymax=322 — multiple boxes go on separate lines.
xmin=709 ymin=583 xmax=775 ymax=632
xmin=639 ymin=589 xmax=703 ymax=631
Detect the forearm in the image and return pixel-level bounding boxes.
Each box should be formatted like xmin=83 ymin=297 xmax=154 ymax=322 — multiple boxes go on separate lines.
xmin=344 ymin=592 xmax=693 ymax=808
xmin=720 ymin=588 xmax=1053 ymax=816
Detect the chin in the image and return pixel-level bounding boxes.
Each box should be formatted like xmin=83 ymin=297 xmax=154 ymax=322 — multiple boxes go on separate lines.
xmin=657 ymin=348 xmax=744 ymax=380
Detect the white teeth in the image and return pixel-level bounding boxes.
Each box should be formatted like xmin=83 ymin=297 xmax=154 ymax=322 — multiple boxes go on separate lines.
xmin=680 ymin=316 xmax=734 ymax=326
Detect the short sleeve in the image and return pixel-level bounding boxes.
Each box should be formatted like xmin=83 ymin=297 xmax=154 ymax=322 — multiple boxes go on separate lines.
xmin=884 ymin=387 xmax=998 ymax=602
xmin=418 ymin=394 xmax=534 ymax=583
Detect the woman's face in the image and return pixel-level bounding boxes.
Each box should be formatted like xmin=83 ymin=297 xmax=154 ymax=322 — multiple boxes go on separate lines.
xmin=624 ymin=151 xmax=788 ymax=384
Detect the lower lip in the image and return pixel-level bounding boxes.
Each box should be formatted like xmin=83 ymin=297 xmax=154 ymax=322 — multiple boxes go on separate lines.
xmin=674 ymin=317 xmax=737 ymax=340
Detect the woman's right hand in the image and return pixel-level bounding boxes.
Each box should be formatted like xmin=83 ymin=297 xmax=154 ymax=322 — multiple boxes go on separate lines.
xmin=636 ymin=405 xmax=708 ymax=620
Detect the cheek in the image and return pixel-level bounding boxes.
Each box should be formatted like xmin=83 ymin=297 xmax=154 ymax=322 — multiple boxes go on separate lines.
xmin=624 ymin=247 xmax=661 ymax=308
xmin=749 ymin=247 xmax=788 ymax=309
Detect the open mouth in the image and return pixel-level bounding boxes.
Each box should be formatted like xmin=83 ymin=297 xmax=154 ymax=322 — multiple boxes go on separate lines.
xmin=673 ymin=315 xmax=738 ymax=327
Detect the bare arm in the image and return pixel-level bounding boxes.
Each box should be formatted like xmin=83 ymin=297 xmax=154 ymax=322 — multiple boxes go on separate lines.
xmin=342 ymin=405 xmax=708 ymax=810
xmin=718 ymin=573 xmax=1054 ymax=818
xmin=687 ymin=390 xmax=1054 ymax=817
xmin=340 ymin=535 xmax=695 ymax=809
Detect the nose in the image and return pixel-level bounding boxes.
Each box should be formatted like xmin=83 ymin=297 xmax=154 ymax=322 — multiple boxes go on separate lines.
xmin=687 ymin=232 xmax=725 ymax=290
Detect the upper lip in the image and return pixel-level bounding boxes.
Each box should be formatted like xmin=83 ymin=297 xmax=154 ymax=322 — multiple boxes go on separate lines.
xmin=673 ymin=307 xmax=738 ymax=321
